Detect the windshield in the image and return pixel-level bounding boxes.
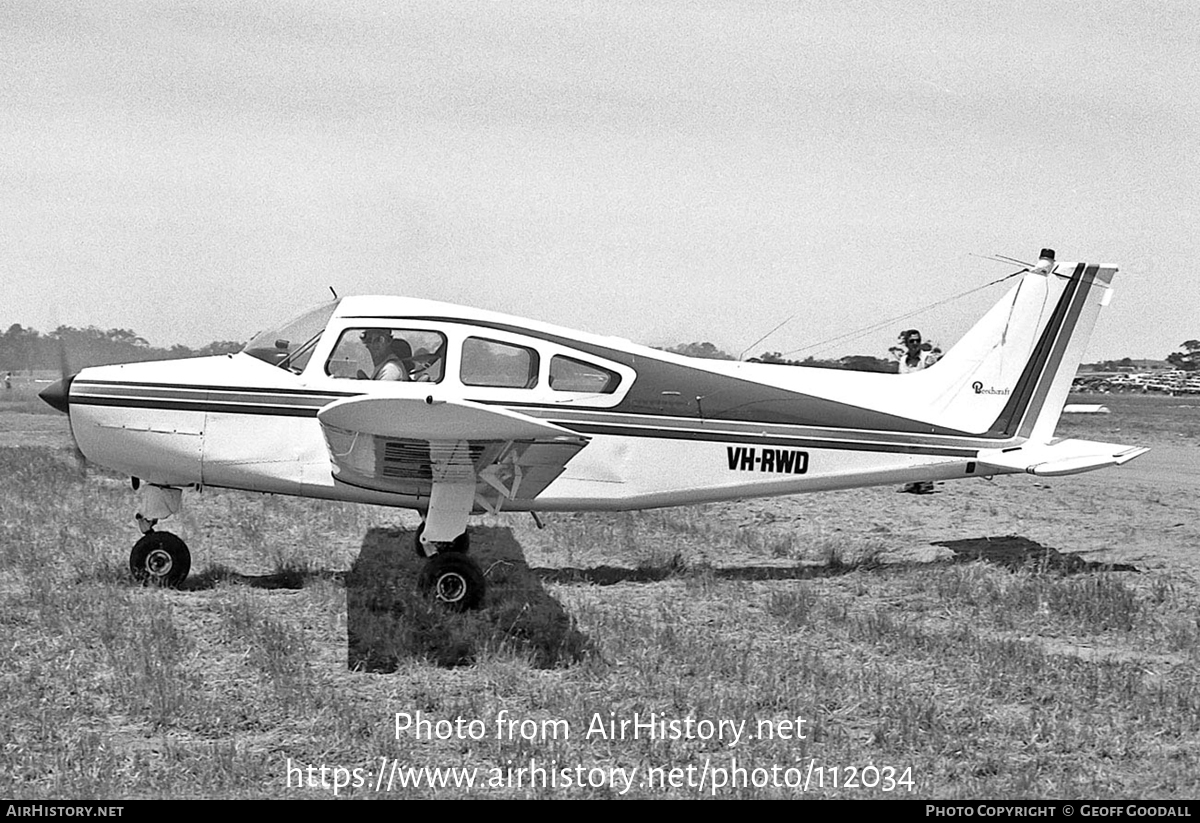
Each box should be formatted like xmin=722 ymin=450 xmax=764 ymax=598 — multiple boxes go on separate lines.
xmin=243 ymin=300 xmax=339 ymax=372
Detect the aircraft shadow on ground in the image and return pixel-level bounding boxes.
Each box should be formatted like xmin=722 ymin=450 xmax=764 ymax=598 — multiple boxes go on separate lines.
xmin=345 ymin=526 xmax=592 ymax=672
xmin=185 ymin=568 xmax=333 ymax=591
xmin=532 ymin=561 xmax=869 ymax=585
xmin=531 ymin=534 xmax=1138 ymax=587
xmin=933 ymin=535 xmax=1138 ymax=573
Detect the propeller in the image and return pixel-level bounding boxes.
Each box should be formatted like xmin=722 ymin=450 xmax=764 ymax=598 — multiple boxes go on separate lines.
xmin=38 ymin=337 xmax=87 ymax=475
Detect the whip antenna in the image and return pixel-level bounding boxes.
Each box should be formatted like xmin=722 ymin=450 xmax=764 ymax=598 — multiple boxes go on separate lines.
xmin=781 ymin=266 xmax=1028 ymax=359
xmin=739 ymin=314 xmax=796 ymax=361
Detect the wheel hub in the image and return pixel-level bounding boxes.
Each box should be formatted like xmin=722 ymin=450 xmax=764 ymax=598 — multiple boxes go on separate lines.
xmin=434 ymin=572 xmax=467 ymax=604
xmin=145 ymin=548 xmax=173 ymax=577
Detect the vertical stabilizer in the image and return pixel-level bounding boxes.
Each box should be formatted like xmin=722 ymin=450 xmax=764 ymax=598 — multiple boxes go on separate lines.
xmin=905 ymin=251 xmax=1116 ymax=442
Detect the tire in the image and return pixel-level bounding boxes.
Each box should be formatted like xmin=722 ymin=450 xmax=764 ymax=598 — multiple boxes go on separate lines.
xmin=129 ymin=531 xmax=191 ymax=588
xmin=417 ymin=553 xmax=486 ymax=611
xmin=414 ymin=523 xmax=469 ymax=558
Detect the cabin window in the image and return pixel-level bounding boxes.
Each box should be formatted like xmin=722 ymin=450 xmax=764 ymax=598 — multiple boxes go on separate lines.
xmin=460 ymin=337 xmax=539 ymax=388
xmin=549 ymin=355 xmax=621 ymax=393
xmin=325 ymin=328 xmax=447 ymax=383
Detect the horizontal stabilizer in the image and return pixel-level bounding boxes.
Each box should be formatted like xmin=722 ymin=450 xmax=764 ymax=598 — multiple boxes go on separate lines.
xmin=976 ymin=439 xmax=1149 ymax=477
xmin=317 ymin=395 xmax=579 ymax=441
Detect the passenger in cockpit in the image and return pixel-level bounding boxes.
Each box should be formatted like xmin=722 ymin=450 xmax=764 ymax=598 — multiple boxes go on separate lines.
xmin=410 ymin=343 xmax=446 ymax=383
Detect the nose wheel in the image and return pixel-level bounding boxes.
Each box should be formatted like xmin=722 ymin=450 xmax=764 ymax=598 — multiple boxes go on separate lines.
xmin=129 ymin=531 xmax=191 ymax=588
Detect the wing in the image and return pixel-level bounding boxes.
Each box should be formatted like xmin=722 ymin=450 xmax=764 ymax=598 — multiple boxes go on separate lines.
xmin=316 ymin=396 xmax=589 ymax=520
xmin=976 ymin=438 xmax=1149 ymax=477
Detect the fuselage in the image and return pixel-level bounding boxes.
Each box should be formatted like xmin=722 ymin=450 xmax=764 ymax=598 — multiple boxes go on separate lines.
xmin=56 ymin=288 xmax=1082 ymax=514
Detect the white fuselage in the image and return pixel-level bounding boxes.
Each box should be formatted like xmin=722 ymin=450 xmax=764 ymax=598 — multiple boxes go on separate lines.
xmin=69 ymin=352 xmax=979 ymax=513
xmin=63 ymin=268 xmax=1129 ymax=517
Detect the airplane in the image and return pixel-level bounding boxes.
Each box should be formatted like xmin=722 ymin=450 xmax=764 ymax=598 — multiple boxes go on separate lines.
xmin=38 ymin=249 xmax=1148 ymax=609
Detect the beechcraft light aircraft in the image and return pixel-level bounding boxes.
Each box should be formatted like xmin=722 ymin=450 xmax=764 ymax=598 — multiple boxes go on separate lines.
xmin=39 ymin=249 xmax=1148 ymax=608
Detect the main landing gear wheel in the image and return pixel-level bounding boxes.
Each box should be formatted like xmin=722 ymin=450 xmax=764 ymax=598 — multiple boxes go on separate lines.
xmin=418 ymin=553 xmax=486 ymax=611
xmin=129 ymin=531 xmax=191 ymax=588
xmin=413 ymin=523 xmax=470 ymax=558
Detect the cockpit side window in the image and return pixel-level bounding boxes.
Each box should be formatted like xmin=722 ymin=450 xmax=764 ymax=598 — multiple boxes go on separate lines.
xmin=326 ymin=328 xmax=447 ymax=382
xmin=549 ymin=355 xmax=621 ymax=393
xmin=243 ymin=301 xmax=339 ymax=372
xmin=461 ymin=337 xmax=539 ymax=388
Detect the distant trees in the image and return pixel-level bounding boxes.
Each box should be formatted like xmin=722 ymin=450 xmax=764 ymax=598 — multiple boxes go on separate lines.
xmin=746 ymin=351 xmax=895 ymax=372
xmin=836 ymin=355 xmax=896 ymax=373
xmin=663 ymin=341 xmax=898 ymax=373
xmin=194 ymin=341 xmax=245 ymax=357
xmin=1167 ymin=340 xmax=1200 ymax=371
xmin=2 ymin=324 xmax=39 ymax=372
xmin=663 ymin=342 xmax=735 ymax=360
xmin=0 ymin=324 xmax=245 ymax=372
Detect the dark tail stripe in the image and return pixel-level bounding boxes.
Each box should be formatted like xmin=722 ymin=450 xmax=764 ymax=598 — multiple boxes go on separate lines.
xmin=985 ymin=264 xmax=1090 ymax=437
xmin=1015 ymin=264 xmax=1099 ymax=438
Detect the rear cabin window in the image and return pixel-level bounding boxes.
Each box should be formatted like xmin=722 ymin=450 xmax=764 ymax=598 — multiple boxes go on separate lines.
xmin=549 ymin=355 xmax=621 ymax=393
xmin=461 ymin=337 xmax=539 ymax=388
xmin=325 ymin=328 xmax=447 ymax=383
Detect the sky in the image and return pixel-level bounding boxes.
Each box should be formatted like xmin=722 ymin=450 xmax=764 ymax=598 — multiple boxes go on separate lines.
xmin=2 ymin=1 xmax=1197 ymax=362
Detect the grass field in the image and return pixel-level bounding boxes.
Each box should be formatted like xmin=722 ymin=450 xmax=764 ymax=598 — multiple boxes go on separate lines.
xmin=1 ymin=395 xmax=1198 ymax=799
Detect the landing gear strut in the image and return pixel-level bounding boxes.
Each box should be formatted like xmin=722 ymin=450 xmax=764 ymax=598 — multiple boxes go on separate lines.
xmin=413 ymin=522 xmax=470 ymax=557
xmin=129 ymin=530 xmax=191 ymax=588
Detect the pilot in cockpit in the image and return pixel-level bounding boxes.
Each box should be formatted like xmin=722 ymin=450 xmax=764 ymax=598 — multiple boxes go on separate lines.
xmin=357 ymin=329 xmax=412 ymax=381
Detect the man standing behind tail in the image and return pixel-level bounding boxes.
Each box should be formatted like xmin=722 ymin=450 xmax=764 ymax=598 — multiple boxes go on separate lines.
xmin=889 ymin=329 xmax=942 ymax=493
xmin=889 ymin=329 xmax=943 ymax=374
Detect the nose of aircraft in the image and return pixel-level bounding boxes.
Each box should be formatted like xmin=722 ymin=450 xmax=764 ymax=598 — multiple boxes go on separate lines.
xmin=39 ymin=374 xmax=75 ymax=414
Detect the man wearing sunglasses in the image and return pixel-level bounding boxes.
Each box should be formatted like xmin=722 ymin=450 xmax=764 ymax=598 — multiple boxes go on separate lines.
xmin=358 ymin=329 xmax=412 ymax=381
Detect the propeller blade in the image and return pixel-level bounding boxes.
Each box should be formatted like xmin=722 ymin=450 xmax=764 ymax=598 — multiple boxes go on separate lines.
xmin=48 ymin=337 xmax=88 ymax=475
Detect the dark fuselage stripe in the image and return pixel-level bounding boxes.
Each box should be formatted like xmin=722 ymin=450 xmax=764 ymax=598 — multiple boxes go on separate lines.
xmin=74 ymin=383 xmax=996 ymax=446
xmin=554 ymin=421 xmax=976 ymax=457
xmin=72 ymin=396 xmax=322 ymax=418
xmin=76 ymin=379 xmax=359 ymax=398
xmin=488 ymin=403 xmax=1007 ymax=448
xmin=70 ymin=389 xmax=977 ymax=456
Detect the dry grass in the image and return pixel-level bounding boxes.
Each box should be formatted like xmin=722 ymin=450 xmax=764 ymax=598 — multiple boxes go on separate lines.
xmin=2 ymin=396 xmax=1199 ymax=798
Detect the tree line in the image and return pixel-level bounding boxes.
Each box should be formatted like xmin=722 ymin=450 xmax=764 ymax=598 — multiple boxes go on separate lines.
xmin=663 ymin=342 xmax=895 ymax=372
xmin=1167 ymin=340 xmax=1200 ymax=371
xmin=667 ymin=340 xmax=1200 ymax=373
xmin=1 ymin=324 xmax=244 ymax=373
